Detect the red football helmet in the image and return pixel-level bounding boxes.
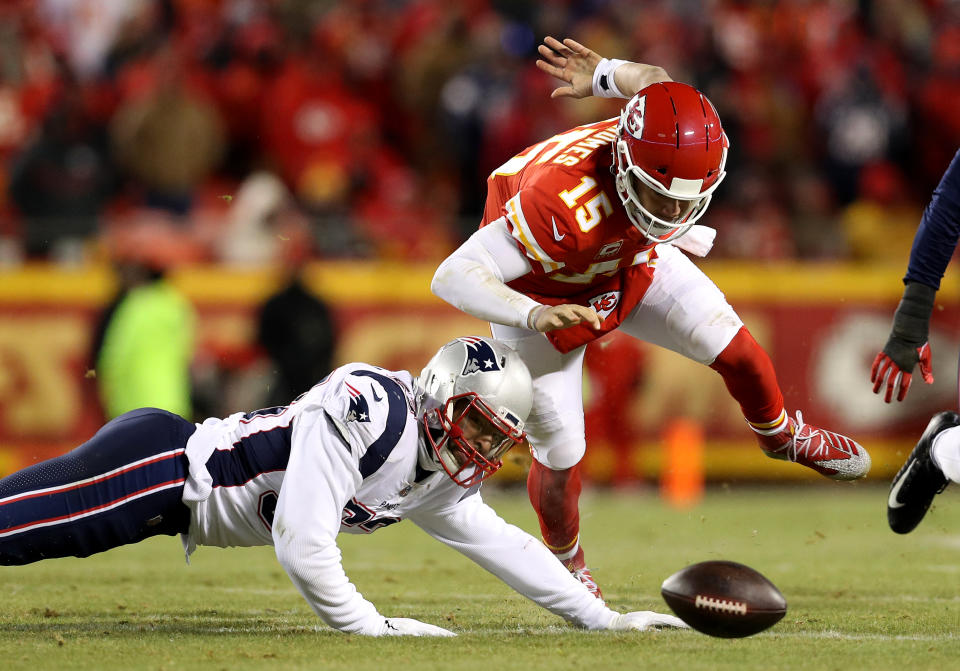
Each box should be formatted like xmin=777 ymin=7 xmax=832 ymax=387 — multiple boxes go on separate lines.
xmin=614 ymin=82 xmax=729 ymax=242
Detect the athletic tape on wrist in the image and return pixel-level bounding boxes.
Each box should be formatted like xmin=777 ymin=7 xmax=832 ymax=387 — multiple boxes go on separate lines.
xmin=893 ymin=281 xmax=937 ymax=340
xmin=592 ymin=58 xmax=629 ymax=98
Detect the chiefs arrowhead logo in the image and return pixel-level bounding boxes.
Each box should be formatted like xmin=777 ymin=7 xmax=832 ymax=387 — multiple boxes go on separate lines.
xmin=625 ymin=95 xmax=646 ymax=138
xmin=589 ymin=291 xmax=620 ymax=321
xmin=596 ymin=240 xmax=623 ymax=257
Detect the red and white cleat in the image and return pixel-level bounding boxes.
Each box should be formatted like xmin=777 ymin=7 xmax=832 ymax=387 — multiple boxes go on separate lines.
xmin=759 ymin=411 xmax=871 ymax=480
xmin=564 ymin=546 xmax=604 ymax=601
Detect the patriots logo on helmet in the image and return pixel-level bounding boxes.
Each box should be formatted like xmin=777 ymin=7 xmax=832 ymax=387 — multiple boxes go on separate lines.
xmin=345 ymin=382 xmax=371 ymax=422
xmin=459 ymin=336 xmax=504 ymax=375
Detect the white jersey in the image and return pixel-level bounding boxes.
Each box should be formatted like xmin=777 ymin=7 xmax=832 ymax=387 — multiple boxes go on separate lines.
xmin=178 ymin=362 xmax=615 ymax=635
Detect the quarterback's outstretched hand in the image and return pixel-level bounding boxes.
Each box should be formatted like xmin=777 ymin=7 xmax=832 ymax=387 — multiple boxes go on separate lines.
xmin=609 ymin=611 xmax=690 ymax=632
xmin=870 ymin=282 xmax=937 ymax=403
xmin=380 ymin=617 xmax=456 ymax=637
xmin=536 ymin=36 xmax=602 ymax=99
xmin=529 ymin=304 xmax=602 ymax=332
xmin=536 ymin=36 xmax=671 ymax=100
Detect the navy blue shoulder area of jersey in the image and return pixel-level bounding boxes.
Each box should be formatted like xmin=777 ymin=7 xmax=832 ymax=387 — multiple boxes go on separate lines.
xmin=351 ymin=370 xmax=411 ymax=478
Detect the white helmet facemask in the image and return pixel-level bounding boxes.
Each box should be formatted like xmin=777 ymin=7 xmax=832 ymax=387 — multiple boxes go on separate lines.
xmin=612 ymin=85 xmax=728 ymax=243
xmin=613 ymin=136 xmax=723 ymax=243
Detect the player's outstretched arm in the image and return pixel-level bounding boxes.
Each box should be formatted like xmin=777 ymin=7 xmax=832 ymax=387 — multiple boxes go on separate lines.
xmin=871 ymin=150 xmax=960 ymax=403
xmin=528 ymin=304 xmax=602 ymax=332
xmin=536 ymin=35 xmax=671 ymax=100
xmin=432 ymin=221 xmax=601 ymax=333
xmin=273 ymin=411 xmax=455 ymax=636
xmin=410 ymin=496 xmax=686 ymax=633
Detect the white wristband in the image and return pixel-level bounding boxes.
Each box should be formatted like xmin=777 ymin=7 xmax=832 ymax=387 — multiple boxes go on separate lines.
xmin=592 ymin=58 xmax=629 ymax=98
xmin=526 ymin=304 xmax=548 ymax=331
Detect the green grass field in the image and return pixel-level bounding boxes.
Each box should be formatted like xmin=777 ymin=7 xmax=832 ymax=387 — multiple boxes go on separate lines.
xmin=2 ymin=484 xmax=959 ymax=670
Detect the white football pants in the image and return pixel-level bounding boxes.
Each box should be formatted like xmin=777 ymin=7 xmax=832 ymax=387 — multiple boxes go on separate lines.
xmin=490 ymin=244 xmax=744 ymax=470
xmin=932 ymin=427 xmax=960 ymax=483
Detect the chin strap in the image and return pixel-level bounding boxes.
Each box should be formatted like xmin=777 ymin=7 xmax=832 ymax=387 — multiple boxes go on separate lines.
xmin=417 ymin=422 xmax=444 ymax=472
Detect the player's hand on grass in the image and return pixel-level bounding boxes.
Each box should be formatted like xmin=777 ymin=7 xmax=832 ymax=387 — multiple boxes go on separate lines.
xmin=609 ymin=610 xmax=690 ymax=632
xmin=528 ymin=304 xmax=602 ymax=332
xmin=536 ymin=36 xmax=602 ymax=99
xmin=380 ymin=617 xmax=457 ymax=637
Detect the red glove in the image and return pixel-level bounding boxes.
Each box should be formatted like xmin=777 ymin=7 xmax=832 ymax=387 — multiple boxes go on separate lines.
xmin=871 ymin=343 xmax=933 ymax=403
xmin=870 ymin=282 xmax=936 ymax=403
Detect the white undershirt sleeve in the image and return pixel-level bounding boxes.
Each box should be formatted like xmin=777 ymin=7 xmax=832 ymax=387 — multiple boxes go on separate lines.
xmin=271 ymin=409 xmax=387 ymax=636
xmin=431 ymin=219 xmax=542 ymax=330
xmin=409 ymin=493 xmax=617 ymax=630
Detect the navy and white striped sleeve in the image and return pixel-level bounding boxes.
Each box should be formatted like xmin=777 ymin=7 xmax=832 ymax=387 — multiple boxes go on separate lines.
xmin=905 ymin=149 xmax=960 ymax=289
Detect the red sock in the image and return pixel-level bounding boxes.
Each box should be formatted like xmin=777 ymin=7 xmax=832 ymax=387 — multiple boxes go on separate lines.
xmin=527 ymin=459 xmax=582 ymax=556
xmin=709 ymin=327 xmax=788 ymax=440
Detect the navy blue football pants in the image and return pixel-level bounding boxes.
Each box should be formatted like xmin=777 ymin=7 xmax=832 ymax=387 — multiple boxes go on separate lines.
xmin=0 ymin=408 xmax=195 ymax=565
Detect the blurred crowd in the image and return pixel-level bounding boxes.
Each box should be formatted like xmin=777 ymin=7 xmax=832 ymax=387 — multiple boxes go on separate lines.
xmin=0 ymin=0 xmax=959 ymax=267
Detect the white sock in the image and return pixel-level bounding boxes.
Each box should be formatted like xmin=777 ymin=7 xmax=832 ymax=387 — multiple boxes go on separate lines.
xmin=931 ymin=426 xmax=960 ymax=484
xmin=553 ymin=541 xmax=579 ymax=562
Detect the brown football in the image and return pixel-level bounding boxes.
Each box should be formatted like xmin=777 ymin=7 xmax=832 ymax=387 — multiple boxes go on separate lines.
xmin=660 ymin=560 xmax=787 ymax=638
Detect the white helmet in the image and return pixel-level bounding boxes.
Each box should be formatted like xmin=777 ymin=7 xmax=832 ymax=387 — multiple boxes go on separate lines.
xmin=417 ymin=336 xmax=533 ymax=487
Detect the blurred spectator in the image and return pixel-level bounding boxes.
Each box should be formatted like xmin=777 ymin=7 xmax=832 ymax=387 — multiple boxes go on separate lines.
xmin=110 ymin=42 xmax=225 ymax=216
xmin=90 ymin=213 xmax=201 ymax=421
xmin=256 ymin=244 xmax=337 ymax=409
xmin=0 ymin=1 xmax=957 ymax=261
xmin=915 ymin=22 xmax=960 ymax=193
xmin=256 ymin=37 xmax=382 ymax=255
xmin=813 ymin=64 xmax=909 ymax=206
xmin=216 ymin=170 xmax=309 ymax=266
xmin=7 ymin=66 xmax=116 ymax=261
xmin=709 ymin=170 xmax=797 ymax=260
xmin=197 ymin=4 xmax=284 ymax=181
xmin=583 ymin=333 xmax=647 ymax=487
xmin=352 ymin=148 xmax=457 ymax=262
xmin=37 ymin=0 xmax=162 ymax=82
xmin=787 ymin=165 xmax=846 ymax=260
xmin=393 ymin=2 xmax=479 ymax=176
xmin=840 ymin=160 xmax=923 ymax=263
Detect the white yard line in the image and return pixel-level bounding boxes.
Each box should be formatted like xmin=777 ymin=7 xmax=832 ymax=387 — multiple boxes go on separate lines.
xmin=771 ymin=630 xmax=960 ymax=642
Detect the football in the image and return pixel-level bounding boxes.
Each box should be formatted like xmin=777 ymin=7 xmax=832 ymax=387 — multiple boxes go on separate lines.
xmin=660 ymin=560 xmax=787 ymax=638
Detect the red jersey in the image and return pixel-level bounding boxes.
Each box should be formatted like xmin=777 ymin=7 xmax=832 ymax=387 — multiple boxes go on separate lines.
xmin=480 ymin=120 xmax=659 ymax=353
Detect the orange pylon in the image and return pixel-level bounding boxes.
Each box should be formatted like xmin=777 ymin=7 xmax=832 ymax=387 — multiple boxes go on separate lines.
xmin=660 ymin=418 xmax=704 ymax=507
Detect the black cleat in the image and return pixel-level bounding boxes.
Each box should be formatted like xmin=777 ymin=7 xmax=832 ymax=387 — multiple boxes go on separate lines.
xmin=887 ymin=411 xmax=959 ymax=534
